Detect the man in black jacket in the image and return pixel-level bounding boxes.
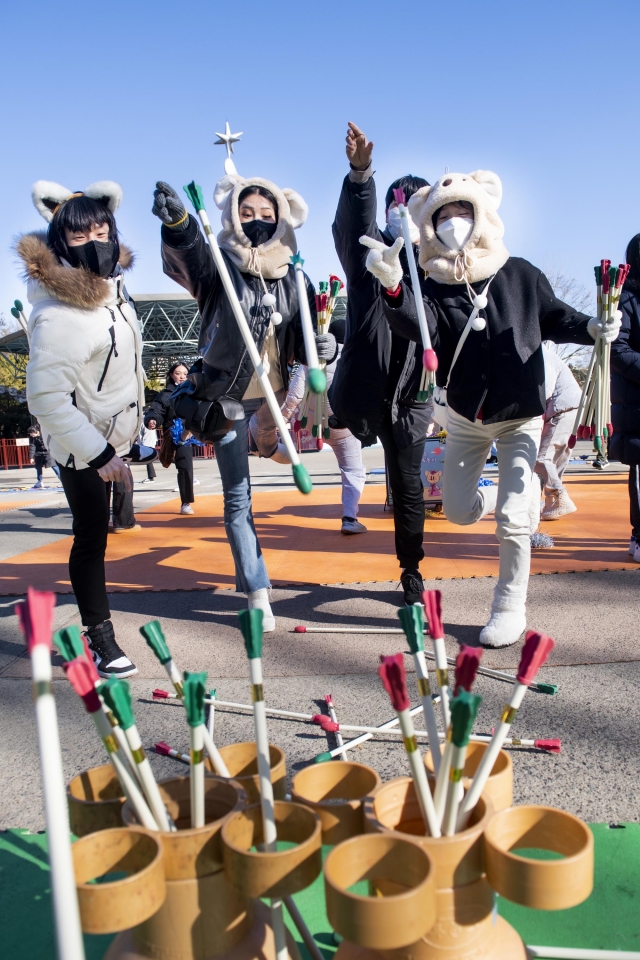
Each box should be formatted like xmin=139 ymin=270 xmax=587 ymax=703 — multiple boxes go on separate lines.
xmin=330 ymin=122 xmax=430 ymax=605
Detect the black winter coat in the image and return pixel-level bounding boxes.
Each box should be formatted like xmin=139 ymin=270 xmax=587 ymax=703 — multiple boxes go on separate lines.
xmin=330 ymin=174 xmax=430 ymax=449
xmin=610 ymin=285 xmax=640 ymax=464
xmin=382 ymin=257 xmax=593 ymax=425
xmin=145 ymin=386 xmax=177 ymax=429
xmin=161 ymin=218 xmax=314 ymax=402
xmin=28 ymin=434 xmax=53 ymax=463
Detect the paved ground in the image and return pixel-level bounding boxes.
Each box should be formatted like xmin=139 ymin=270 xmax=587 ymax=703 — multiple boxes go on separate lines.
xmin=1 ymin=567 xmax=639 ymax=831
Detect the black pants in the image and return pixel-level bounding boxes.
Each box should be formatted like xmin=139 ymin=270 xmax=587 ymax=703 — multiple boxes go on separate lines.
xmin=146 ymin=462 xmax=156 ymax=480
xmin=175 ymin=444 xmax=194 ymax=504
xmin=376 ymin=416 xmax=425 ymax=569
xmin=58 ymin=464 xmax=111 ymax=627
xmin=630 ymin=465 xmax=640 ymax=538
xmin=112 ymin=481 xmax=135 ymax=529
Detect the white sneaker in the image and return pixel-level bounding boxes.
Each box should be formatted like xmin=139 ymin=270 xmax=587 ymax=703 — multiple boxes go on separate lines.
xmin=180 ymin=503 xmax=194 ymax=515
xmin=341 ymin=518 xmax=367 ymax=535
xmin=140 ymin=478 xmax=155 ymax=484
xmin=630 ymin=536 xmax=637 ymax=556
xmin=32 ymin=481 xmax=43 ymax=489
xmin=193 ymin=478 xmax=200 ymax=485
xmin=633 ymin=542 xmax=640 ymax=564
xmin=541 ymin=489 xmax=577 ymax=521
xmin=248 ymin=588 xmax=276 ymax=632
xmin=479 ymin=611 xmax=526 ymax=649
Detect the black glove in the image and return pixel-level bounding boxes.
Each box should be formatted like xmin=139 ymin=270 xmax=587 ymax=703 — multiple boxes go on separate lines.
xmin=315 ymin=332 xmax=337 ymax=362
xmin=152 ymin=181 xmax=188 ymax=228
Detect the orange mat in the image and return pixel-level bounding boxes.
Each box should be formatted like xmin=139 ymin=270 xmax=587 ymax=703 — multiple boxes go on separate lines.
xmin=0 ymin=475 xmax=634 ymax=594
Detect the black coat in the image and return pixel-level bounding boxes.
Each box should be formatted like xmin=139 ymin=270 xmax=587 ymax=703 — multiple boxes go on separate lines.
xmin=329 ymin=174 xmax=430 ymax=448
xmin=161 ymin=217 xmax=314 ymax=402
xmin=382 ymin=257 xmax=593 ymax=425
xmin=28 ymin=434 xmax=53 ymax=463
xmin=145 ymin=386 xmax=176 ymax=429
xmin=610 ymin=285 xmax=640 ymax=464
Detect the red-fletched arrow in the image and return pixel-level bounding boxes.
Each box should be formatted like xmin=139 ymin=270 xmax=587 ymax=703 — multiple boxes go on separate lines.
xmin=454 ymin=645 xmax=483 ymax=695
xmin=422 ymin=590 xmax=444 ymax=639
xmin=378 ymin=653 xmax=410 ymax=712
xmin=64 ymin=656 xmax=101 ymax=712
xmin=16 ymin=587 xmax=56 ymax=654
xmin=153 ymin=688 xmax=170 ymax=699
xmin=517 ymin=631 xmax=555 ymax=686
xmin=312 ymin=713 xmax=339 ymax=732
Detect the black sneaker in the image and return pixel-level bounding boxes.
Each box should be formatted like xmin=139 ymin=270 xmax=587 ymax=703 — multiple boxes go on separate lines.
xmin=401 ymin=569 xmax=424 ymax=606
xmin=85 ymin=621 xmax=138 ymax=679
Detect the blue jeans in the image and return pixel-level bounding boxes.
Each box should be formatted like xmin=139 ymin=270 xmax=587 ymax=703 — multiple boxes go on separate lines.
xmin=213 ymin=396 xmax=279 ymax=594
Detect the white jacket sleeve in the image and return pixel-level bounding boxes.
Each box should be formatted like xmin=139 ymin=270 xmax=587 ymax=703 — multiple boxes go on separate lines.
xmin=26 ymin=317 xmax=110 ymax=466
xmin=281 ymin=364 xmax=308 ymax=420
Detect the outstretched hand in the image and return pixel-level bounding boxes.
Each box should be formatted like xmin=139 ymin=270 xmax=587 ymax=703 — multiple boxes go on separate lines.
xmin=346 ymin=122 xmax=374 ymax=170
xmin=360 ymin=235 xmax=404 ymax=291
xmin=152 ymin=181 xmax=187 ymax=226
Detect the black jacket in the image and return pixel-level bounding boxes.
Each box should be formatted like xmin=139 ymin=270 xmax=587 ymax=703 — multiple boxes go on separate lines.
xmin=28 ymin=434 xmax=52 ymax=462
xmin=330 ymin=173 xmax=430 ymax=448
xmin=145 ymin=386 xmax=176 ymax=429
xmin=161 ymin=217 xmax=315 ymax=402
xmin=382 ymin=257 xmax=593 ymax=425
xmin=610 ymin=285 xmax=640 ymax=464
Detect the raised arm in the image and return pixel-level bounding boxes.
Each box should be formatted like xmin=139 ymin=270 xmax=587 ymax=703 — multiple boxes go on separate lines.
xmin=537 ymin=270 xmax=594 ymax=345
xmin=153 ymin=181 xmax=218 ymax=307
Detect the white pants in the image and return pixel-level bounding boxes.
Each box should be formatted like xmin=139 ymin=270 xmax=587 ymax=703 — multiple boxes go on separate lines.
xmin=535 ymin=409 xmax=575 ymax=493
xmin=443 ymin=408 xmax=543 ymax=614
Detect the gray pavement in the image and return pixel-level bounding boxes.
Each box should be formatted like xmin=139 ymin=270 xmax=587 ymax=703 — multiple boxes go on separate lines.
xmin=1 ymin=569 xmax=639 ymax=830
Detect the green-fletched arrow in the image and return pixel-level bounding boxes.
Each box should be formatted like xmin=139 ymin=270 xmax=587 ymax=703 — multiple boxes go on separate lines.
xmin=140 ymin=620 xmax=172 ymax=664
xmin=450 ymin=691 xmax=481 ymax=748
xmin=100 ymin=678 xmax=135 ymax=730
xmin=318 ymin=281 xmax=329 ymax=294
xmin=14 ymin=300 xmax=24 ymax=311
xmin=290 ymin=253 xmax=304 ymax=267
xmin=183 ymin=670 xmax=207 ymax=727
xmin=398 ymin=605 xmax=424 ymax=654
xmin=10 ymin=308 xmax=20 ymax=319
xmin=238 ymin=608 xmax=263 ymax=660
xmin=53 ymin=625 xmax=84 ymax=662
xmin=183 ymin=181 xmax=206 ymax=212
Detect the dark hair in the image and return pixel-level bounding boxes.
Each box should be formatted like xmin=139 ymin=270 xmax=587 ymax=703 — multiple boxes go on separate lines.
xmin=237 ymin=185 xmax=278 ymax=221
xmin=167 ymin=361 xmax=189 ymax=386
xmin=385 ymin=175 xmax=430 ymax=211
xmin=625 ymin=234 xmax=640 ymax=293
xmin=47 ymin=195 xmax=119 ymax=264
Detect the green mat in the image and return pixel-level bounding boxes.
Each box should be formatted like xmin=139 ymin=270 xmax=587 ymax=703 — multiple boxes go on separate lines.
xmin=1 ymin=824 xmax=638 ymax=959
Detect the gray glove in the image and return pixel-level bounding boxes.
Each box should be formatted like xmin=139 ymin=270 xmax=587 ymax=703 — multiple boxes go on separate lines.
xmin=315 ymin=332 xmax=337 ymax=362
xmin=152 ymin=181 xmax=188 ymax=228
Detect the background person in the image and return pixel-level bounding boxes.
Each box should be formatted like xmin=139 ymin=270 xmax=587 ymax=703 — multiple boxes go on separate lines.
xmin=139 ymin=420 xmax=158 ymax=483
xmin=331 ymin=122 xmax=430 ymax=604
xmin=152 ymin=174 xmax=333 ymax=631
xmin=611 ymin=233 xmax=640 ymax=563
xmin=145 ymin=362 xmax=195 ymax=513
xmin=20 ymin=180 xmax=144 ymax=677
xmin=28 ymin=423 xmax=60 ymax=488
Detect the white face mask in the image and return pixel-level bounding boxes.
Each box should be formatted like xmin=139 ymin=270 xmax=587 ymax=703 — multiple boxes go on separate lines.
xmin=386 ymin=206 xmax=420 ymax=243
xmin=436 ymin=216 xmax=474 ymax=251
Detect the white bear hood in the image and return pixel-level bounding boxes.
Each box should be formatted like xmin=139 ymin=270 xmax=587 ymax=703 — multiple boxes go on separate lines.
xmin=213 ymin=169 xmax=308 ymax=280
xmin=408 ymin=170 xmax=509 ymax=284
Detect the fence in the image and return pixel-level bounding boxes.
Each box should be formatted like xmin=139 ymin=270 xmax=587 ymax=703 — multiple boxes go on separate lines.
xmin=0 ymin=439 xmax=31 ymax=469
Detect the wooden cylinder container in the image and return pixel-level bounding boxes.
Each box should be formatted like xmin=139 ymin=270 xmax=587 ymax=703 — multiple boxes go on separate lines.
xmin=208 ymin=742 xmax=286 ymax=804
xmin=291 ymin=761 xmax=381 ymax=844
xmin=67 ymin=763 xmax=126 ymax=837
xmin=424 ymin=743 xmax=513 ymax=813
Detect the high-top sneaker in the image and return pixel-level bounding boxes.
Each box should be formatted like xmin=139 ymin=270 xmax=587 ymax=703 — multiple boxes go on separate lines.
xmin=401 ymin=569 xmax=424 ymax=606
xmin=85 ymin=620 xmax=138 ymax=678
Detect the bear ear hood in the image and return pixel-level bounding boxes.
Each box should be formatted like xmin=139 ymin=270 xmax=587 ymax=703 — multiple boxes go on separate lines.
xmin=409 ymin=170 xmax=509 ymax=284
xmin=213 ymin=168 xmax=307 ymax=280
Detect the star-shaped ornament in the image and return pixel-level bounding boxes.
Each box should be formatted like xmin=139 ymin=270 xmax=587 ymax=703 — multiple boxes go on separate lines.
xmin=214 ymin=121 xmax=243 ymax=158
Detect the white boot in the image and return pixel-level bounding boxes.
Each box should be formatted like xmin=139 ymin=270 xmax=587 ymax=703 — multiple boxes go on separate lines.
xmin=479 ymin=610 xmax=526 ymax=649
xmin=247 ymin=588 xmax=276 ymax=633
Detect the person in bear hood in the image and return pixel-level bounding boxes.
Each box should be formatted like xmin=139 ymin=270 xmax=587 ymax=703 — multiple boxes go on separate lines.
xmin=330 ymin=122 xmax=431 ymax=606
xmin=17 ymin=181 xmax=146 ymax=678
xmin=370 ymin=169 xmax=621 ymax=647
xmin=153 ymin=173 xmax=334 ymax=632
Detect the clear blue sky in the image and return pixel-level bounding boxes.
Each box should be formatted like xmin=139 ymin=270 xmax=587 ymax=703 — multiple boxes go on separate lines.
xmin=2 ymin=0 xmax=639 ymax=327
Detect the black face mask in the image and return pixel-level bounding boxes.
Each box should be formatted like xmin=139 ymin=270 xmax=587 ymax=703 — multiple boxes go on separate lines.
xmin=241 ymin=219 xmax=277 ymax=248
xmin=66 ymin=239 xmax=120 ymax=278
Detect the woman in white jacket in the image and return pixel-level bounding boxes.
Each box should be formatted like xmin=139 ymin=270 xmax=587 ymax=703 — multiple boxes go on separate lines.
xmin=18 ymin=180 xmax=146 ymax=678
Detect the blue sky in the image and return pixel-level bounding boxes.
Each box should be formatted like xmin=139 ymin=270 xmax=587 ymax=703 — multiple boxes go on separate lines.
xmin=2 ymin=0 xmax=639 ymax=329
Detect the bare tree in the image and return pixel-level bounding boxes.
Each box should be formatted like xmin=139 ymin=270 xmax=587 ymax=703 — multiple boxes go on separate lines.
xmin=543 ymin=269 xmax=594 ymax=372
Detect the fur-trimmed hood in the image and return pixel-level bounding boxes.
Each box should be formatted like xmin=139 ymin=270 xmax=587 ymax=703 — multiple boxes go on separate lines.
xmin=213 ymin=172 xmax=308 ymax=280
xmin=408 ymin=170 xmax=509 ymax=284
xmin=15 ymin=231 xmax=134 ymax=310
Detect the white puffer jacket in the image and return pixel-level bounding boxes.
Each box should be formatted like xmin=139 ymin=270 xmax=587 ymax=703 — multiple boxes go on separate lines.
xmin=17 ymin=232 xmax=145 ymax=469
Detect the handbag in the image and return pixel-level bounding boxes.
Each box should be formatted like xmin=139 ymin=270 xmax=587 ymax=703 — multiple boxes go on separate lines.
xmin=431 ymin=278 xmax=494 ymax=429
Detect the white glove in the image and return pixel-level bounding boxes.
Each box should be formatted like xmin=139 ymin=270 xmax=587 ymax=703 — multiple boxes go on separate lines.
xmin=360 ymin=235 xmax=404 ymax=291
xmin=588 ymin=309 xmax=622 ymax=343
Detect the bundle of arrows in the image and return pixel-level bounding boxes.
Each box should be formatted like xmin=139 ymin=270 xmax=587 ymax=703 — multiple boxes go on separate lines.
xmin=293 ymin=275 xmax=344 ymax=447
xmin=569 ymin=260 xmax=630 ymax=457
